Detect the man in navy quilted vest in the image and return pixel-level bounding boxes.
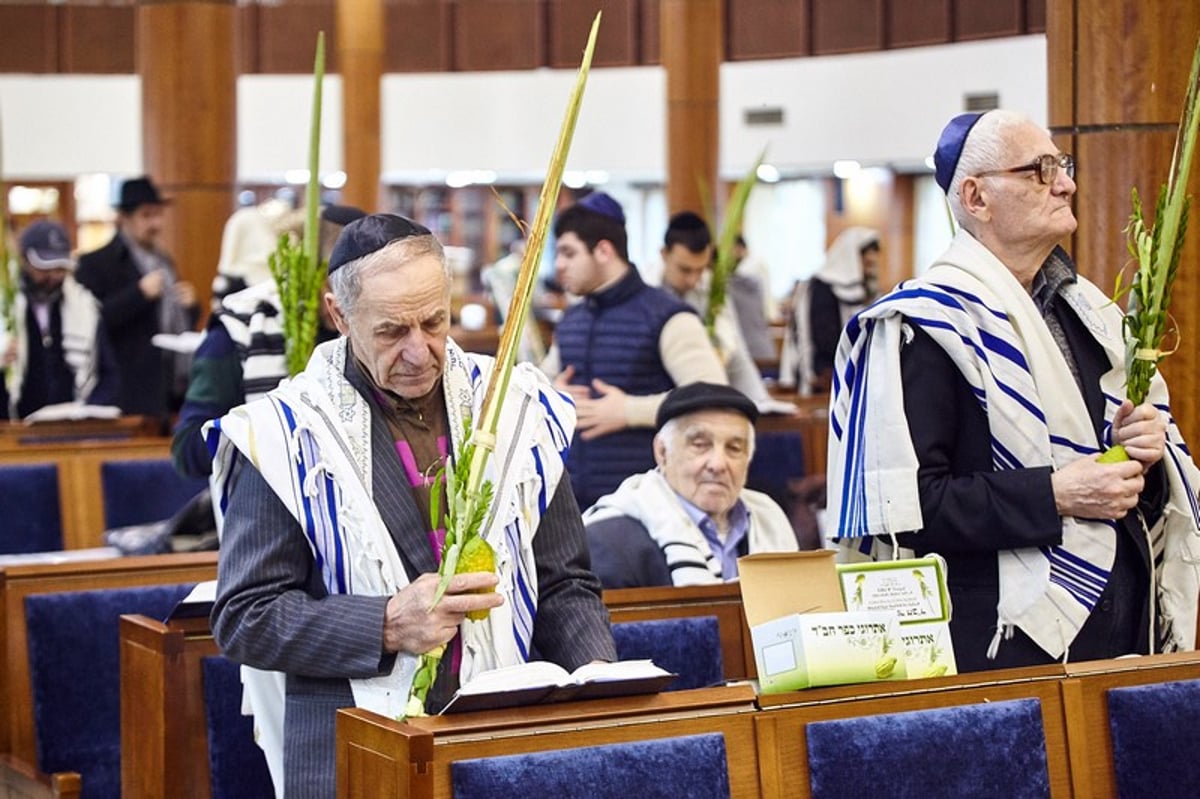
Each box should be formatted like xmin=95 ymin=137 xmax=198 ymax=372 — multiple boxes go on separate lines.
xmin=540 ymin=192 xmax=727 ymax=511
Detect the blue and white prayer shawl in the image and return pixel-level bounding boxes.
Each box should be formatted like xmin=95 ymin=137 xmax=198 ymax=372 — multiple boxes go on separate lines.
xmin=827 ymin=229 xmax=1200 ymax=662
xmin=206 ymin=336 xmax=575 ymax=716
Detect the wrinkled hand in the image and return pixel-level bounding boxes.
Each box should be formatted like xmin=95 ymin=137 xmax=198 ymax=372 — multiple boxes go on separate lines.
xmin=382 ymin=571 xmax=502 ymax=655
xmin=138 ymin=269 xmax=166 ymax=300
xmin=1051 ymin=455 xmax=1145 ymax=520
xmin=572 ymin=379 xmax=629 ymax=440
xmin=1111 ymin=399 xmax=1166 ymax=472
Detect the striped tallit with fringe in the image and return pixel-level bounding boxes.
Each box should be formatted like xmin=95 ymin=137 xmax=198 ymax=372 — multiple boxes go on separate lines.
xmin=206 ymin=335 xmax=575 ymax=715
xmin=827 ymin=229 xmax=1200 ymax=660
xmin=212 ymin=280 xmax=290 ymax=402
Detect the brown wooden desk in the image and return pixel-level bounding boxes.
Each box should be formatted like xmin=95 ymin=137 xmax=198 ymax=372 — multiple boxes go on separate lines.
xmin=1060 ymin=652 xmax=1200 ymax=798
xmin=0 ymin=552 xmax=217 ymax=765
xmin=0 ymin=437 xmax=173 ymax=550
xmin=753 ymin=664 xmax=1074 ymax=798
xmin=336 ymin=685 xmax=761 ymax=799
xmin=0 ymin=417 xmax=160 ymax=449
xmin=604 ymin=582 xmax=755 ymax=680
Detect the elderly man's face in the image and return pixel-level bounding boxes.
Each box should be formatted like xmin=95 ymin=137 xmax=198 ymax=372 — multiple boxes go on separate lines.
xmin=654 ymin=409 xmax=753 ymax=516
xmin=660 ymin=243 xmax=712 ymax=295
xmin=331 ymin=254 xmax=450 ymax=398
xmin=983 ymin=123 xmax=1077 ymax=246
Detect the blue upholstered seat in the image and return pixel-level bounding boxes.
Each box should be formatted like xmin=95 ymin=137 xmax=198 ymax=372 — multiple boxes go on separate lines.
xmin=100 ymin=458 xmax=208 ymax=528
xmin=450 ymin=732 xmax=730 ymax=798
xmin=747 ymin=430 xmax=805 ymax=512
xmin=0 ymin=462 xmax=62 ymax=554
xmin=201 ymin=656 xmax=276 ymax=799
xmin=806 ymin=697 xmax=1051 ymax=799
xmin=23 ymin=582 xmax=196 ymax=799
xmin=611 ymin=615 xmax=723 ymax=691
xmin=1108 ymin=677 xmax=1200 ymax=799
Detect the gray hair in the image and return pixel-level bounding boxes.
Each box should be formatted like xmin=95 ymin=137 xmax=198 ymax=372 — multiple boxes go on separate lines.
xmin=656 ymin=414 xmax=757 ymax=461
xmin=328 ymin=233 xmax=448 ymax=317
xmin=946 ymin=110 xmax=1039 ymax=231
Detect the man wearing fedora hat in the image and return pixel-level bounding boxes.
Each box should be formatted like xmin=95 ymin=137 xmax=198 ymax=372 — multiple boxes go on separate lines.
xmin=77 ymin=175 xmax=199 ymax=425
xmin=1 ymin=220 xmax=117 ymax=418
xmin=583 ymin=382 xmax=798 ymax=588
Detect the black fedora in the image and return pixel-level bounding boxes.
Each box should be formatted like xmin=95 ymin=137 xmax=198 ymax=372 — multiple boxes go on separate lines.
xmin=116 ymin=176 xmax=169 ymax=212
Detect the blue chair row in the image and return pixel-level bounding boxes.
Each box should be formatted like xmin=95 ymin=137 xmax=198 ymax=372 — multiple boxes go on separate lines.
xmin=0 ymin=458 xmax=207 ymax=555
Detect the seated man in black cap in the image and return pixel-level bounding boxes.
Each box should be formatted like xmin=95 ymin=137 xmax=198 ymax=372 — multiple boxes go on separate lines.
xmin=583 ymin=382 xmax=798 ymax=588
xmin=209 ymin=213 xmax=615 ymax=799
xmin=171 ymin=204 xmax=366 ymax=478
xmin=826 ymin=109 xmax=1200 ymax=672
xmin=541 ymin=192 xmax=727 ymax=511
xmin=76 ymin=175 xmax=199 ymax=425
xmin=2 ymin=220 xmax=118 ymax=418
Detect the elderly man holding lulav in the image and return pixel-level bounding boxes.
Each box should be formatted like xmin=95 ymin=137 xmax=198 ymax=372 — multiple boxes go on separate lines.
xmin=826 ymin=110 xmax=1200 ymax=672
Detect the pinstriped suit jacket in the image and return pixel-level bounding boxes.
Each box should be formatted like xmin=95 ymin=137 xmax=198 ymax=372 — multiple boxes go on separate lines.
xmin=211 ymin=358 xmax=616 ymax=799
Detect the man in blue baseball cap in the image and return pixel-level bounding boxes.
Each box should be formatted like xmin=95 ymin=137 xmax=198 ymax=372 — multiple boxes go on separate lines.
xmin=825 ymin=110 xmax=1200 ymax=673
xmin=208 ymin=213 xmax=616 ymax=798
xmin=2 ymin=220 xmax=117 ymax=418
xmin=541 ymin=192 xmax=727 ymax=510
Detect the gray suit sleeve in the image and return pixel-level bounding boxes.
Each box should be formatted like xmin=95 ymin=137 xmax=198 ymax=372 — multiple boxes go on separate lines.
xmin=211 ymin=456 xmax=394 ymax=679
xmin=530 ymin=473 xmax=618 ymax=668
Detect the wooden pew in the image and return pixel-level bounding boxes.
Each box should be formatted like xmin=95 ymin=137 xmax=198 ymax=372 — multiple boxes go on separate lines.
xmin=0 ymin=437 xmax=173 ymax=550
xmin=755 ymin=393 xmax=829 ymax=479
xmin=1060 ymin=652 xmax=1200 ymax=798
xmin=0 ymin=552 xmax=217 ymax=768
xmin=0 ymin=753 xmax=80 ymax=799
xmin=119 ymin=614 xmax=221 ymax=799
xmin=0 ymin=417 xmax=160 ymax=450
xmin=604 ymin=582 xmax=755 ymax=680
xmin=336 ymin=685 xmax=761 ymax=799
xmin=752 ymin=664 xmax=1074 ymax=798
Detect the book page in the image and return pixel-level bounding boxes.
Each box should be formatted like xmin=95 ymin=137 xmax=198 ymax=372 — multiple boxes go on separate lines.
xmin=455 ymin=661 xmax=572 ymax=695
xmin=569 ymin=659 xmax=671 ymax=685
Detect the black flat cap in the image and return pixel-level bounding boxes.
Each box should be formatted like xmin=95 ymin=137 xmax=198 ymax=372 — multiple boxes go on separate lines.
xmin=327 ymin=213 xmax=432 ymax=274
xmin=656 ymin=382 xmax=759 ymax=429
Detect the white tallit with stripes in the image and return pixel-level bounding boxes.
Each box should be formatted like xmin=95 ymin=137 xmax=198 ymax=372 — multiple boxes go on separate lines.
xmin=827 ymin=229 xmax=1200 ymax=659
xmin=582 ymin=468 xmax=798 ymax=584
xmin=207 ymin=335 xmax=576 ymax=714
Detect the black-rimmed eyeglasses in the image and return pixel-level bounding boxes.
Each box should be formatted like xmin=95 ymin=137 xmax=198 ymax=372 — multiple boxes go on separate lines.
xmin=975 ymin=153 xmax=1075 ymax=185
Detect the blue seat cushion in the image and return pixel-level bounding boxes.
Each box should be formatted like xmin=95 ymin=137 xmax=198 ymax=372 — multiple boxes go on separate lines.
xmin=24 ymin=583 xmax=195 ymax=799
xmin=0 ymin=463 xmax=62 ymax=554
xmin=101 ymin=458 xmax=208 ymax=528
xmin=451 ymin=732 xmax=730 ymax=799
xmin=612 ymin=616 xmax=723 ymax=690
xmin=806 ymin=697 xmax=1050 ymax=799
xmin=202 ymin=656 xmax=276 ymax=799
xmin=1108 ymin=678 xmax=1200 ymax=799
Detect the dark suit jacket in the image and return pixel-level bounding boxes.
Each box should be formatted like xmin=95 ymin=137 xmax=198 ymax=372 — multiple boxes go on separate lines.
xmin=76 ymin=234 xmax=169 ymax=417
xmin=211 ymin=358 xmax=616 ymax=799
xmin=896 ymin=293 xmax=1165 ymax=672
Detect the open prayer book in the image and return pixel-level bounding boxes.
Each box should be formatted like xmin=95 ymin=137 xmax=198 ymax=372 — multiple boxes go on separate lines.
xmin=440 ymin=659 xmax=676 ymax=714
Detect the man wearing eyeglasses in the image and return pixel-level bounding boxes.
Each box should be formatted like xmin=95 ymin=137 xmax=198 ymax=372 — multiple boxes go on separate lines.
xmin=825 ymin=110 xmax=1200 ymax=672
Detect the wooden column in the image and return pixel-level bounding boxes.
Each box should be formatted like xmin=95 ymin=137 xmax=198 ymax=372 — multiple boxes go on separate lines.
xmin=1048 ymin=1 xmax=1200 ymax=442
xmin=662 ymin=0 xmax=721 ymax=216
xmin=138 ymin=0 xmax=237 ymax=316
xmin=337 ymin=0 xmax=383 ymax=211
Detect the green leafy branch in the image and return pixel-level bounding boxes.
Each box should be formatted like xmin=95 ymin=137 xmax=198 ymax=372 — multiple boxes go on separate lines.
xmin=703 ymin=151 xmax=764 ymax=338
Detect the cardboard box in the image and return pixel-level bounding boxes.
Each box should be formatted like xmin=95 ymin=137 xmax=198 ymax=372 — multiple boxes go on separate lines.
xmin=739 ymin=551 xmax=909 ymax=692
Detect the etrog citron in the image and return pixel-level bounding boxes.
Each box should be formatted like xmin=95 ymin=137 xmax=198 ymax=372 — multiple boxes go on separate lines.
xmin=456 ymin=536 xmax=496 ymax=622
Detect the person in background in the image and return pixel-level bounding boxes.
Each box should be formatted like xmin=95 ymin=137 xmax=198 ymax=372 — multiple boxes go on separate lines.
xmin=2 ymin=220 xmax=117 ymax=418
xmin=729 ymin=235 xmax=778 ymax=362
xmin=584 ymin=382 xmax=798 ymax=588
xmin=780 ymin=227 xmax=881 ymax=393
xmin=210 ymin=213 xmax=615 ymax=798
xmin=540 ymin=193 xmax=727 ymax=511
xmin=76 ymin=176 xmax=199 ymax=426
xmin=826 ymin=110 xmax=1200 ymax=671
xmin=171 ymin=205 xmax=365 ymax=478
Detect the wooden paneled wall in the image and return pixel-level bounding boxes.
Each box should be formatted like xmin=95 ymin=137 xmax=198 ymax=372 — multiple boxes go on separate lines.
xmin=0 ymin=0 xmax=1048 ymax=75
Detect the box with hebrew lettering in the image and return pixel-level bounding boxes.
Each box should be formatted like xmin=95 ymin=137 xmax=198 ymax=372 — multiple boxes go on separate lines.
xmin=835 ymin=556 xmax=958 ymax=678
xmin=738 ymin=551 xmax=908 ymax=693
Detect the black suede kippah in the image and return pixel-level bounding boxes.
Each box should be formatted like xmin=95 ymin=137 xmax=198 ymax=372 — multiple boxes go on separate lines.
xmin=656 ymin=382 xmax=759 ymax=430
xmin=327 ymin=213 xmax=431 ymax=273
